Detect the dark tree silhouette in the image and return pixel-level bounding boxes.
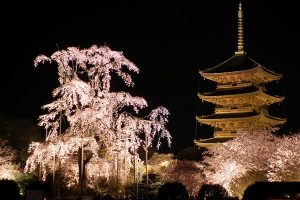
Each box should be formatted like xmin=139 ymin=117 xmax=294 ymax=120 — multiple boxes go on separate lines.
xmin=102 ymin=194 xmax=116 ymax=200
xmin=241 ymin=183 xmax=258 ymax=200
xmin=197 ymin=183 xmax=230 ymax=200
xmin=242 ymin=182 xmax=300 ymax=200
xmin=25 ymin=180 xmax=52 ymax=200
xmin=156 ymin=182 xmax=189 ymax=200
xmin=0 ymin=179 xmax=20 ymax=200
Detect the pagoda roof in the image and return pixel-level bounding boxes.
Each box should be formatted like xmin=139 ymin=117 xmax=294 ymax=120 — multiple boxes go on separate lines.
xmin=198 ymin=111 xmax=258 ymax=119
xmin=196 ymin=112 xmax=286 ymax=147
xmin=194 ymin=137 xmax=233 ymax=148
xmin=200 ymin=54 xmax=280 ymax=75
xmin=196 ymin=112 xmax=286 ymax=129
xmin=199 ymin=54 xmax=282 ymax=84
xmin=199 ymin=86 xmax=284 ymax=106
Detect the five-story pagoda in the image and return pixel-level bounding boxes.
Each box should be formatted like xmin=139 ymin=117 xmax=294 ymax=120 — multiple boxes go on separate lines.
xmin=194 ymin=1 xmax=286 ymax=148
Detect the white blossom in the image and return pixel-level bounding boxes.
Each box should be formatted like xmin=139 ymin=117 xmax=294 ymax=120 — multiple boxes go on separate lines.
xmin=26 ymin=44 xmax=172 ymax=192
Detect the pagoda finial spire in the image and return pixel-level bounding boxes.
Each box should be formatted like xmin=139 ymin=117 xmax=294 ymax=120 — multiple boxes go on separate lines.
xmin=235 ymin=1 xmax=246 ymax=55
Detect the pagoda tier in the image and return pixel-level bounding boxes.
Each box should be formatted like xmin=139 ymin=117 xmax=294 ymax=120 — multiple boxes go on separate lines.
xmin=196 ymin=112 xmax=286 ymax=131
xmin=195 ymin=112 xmax=286 ymax=147
xmin=200 ymin=54 xmax=282 ymax=85
xmin=198 ymin=86 xmax=284 ymax=107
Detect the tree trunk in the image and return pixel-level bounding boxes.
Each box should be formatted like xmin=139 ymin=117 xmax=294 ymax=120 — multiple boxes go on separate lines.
xmin=78 ymin=146 xmax=93 ymax=196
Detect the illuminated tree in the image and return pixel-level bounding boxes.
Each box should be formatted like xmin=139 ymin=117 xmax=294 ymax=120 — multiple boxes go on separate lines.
xmin=203 ymin=128 xmax=300 ymax=198
xmin=25 ymin=45 xmax=171 ymax=195
xmin=165 ymin=160 xmax=204 ymax=198
xmin=0 ymin=139 xmax=21 ymax=180
xmin=267 ymin=133 xmax=300 ymax=181
xmin=202 ymin=129 xmax=278 ymax=198
xmin=149 ymin=154 xmax=204 ymax=198
xmin=147 ymin=153 xmax=174 ymax=173
xmin=0 ymin=114 xmax=42 ymax=164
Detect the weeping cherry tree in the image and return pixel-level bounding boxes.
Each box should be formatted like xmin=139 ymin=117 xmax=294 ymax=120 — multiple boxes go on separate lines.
xmin=25 ymin=45 xmax=172 ymax=196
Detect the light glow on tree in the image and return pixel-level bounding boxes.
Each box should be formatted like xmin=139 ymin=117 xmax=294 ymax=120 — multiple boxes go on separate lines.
xmin=25 ymin=45 xmax=172 ymax=195
xmin=148 ymin=153 xmax=204 ymax=198
xmin=267 ymin=133 xmax=300 ymax=181
xmin=0 ymin=139 xmax=21 ymax=180
xmin=202 ymin=128 xmax=300 ymax=198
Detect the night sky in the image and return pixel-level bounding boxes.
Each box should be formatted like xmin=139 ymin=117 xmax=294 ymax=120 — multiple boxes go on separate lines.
xmin=1 ymin=1 xmax=299 ymax=152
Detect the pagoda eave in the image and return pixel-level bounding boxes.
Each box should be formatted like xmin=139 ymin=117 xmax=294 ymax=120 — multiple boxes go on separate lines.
xmin=194 ymin=137 xmax=234 ymax=148
xmin=198 ymin=91 xmax=284 ymax=106
xmin=196 ymin=113 xmax=286 ymax=129
xmin=200 ymin=66 xmax=281 ymax=84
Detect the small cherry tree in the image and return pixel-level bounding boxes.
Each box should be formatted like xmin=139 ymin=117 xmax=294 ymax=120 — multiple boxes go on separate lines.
xmin=157 ymin=159 xmax=204 ymax=198
xmin=25 ymin=45 xmax=172 ymax=195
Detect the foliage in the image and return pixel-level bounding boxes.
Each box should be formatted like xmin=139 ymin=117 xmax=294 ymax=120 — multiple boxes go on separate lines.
xmin=15 ymin=173 xmax=39 ymax=197
xmin=0 ymin=139 xmax=21 ymax=180
xmin=151 ymin=154 xmax=204 ymax=197
xmin=25 ymin=44 xmax=172 ymax=194
xmin=0 ymin=114 xmax=42 ymax=164
xmin=267 ymin=133 xmax=300 ymax=181
xmin=147 ymin=152 xmax=174 ymax=173
xmin=202 ymin=128 xmax=300 ymax=198
xmin=174 ymin=146 xmax=206 ymax=161
xmin=228 ymin=170 xmax=267 ymax=199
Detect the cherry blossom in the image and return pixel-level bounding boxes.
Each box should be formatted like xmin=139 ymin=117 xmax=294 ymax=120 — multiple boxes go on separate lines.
xmin=26 ymin=44 xmax=172 ymax=193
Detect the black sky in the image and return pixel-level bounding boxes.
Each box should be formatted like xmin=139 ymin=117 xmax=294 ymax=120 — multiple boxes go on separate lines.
xmin=1 ymin=1 xmax=299 ymax=152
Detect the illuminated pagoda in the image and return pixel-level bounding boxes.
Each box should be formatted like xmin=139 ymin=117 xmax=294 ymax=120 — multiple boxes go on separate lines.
xmin=194 ymin=1 xmax=286 ymax=148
